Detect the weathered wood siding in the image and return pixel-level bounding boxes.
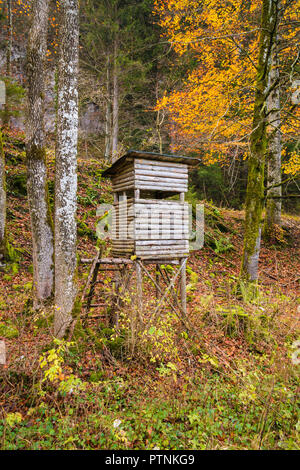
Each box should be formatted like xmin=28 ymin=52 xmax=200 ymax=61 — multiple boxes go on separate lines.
xmin=111 ymin=197 xmax=134 ymax=256
xmin=111 ymin=198 xmax=189 ymax=259
xmin=110 ymin=157 xmax=189 ymax=259
xmin=134 ymin=199 xmax=189 ymax=258
xmin=111 ymin=161 xmax=135 ymax=192
xmin=134 ymin=158 xmax=188 ymax=192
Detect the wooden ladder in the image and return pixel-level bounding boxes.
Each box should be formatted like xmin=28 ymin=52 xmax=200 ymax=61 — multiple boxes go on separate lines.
xmin=80 ymin=249 xmax=134 ymax=325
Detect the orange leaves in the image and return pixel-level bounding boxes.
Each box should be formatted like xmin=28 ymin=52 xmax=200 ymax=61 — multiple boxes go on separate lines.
xmin=154 ymin=0 xmax=298 ymax=164
xmin=153 ymin=0 xmax=261 ymax=160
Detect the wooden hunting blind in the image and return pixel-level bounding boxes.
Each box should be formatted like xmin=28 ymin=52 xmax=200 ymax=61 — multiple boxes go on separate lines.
xmin=102 ymin=150 xmax=199 ymax=260
xmin=81 ymin=150 xmax=199 ymax=327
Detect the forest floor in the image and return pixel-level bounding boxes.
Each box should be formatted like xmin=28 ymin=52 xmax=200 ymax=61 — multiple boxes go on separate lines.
xmin=0 ymin=129 xmax=299 ymax=450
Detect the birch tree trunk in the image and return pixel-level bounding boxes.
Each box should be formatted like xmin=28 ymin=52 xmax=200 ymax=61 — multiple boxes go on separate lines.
xmin=26 ymin=0 xmax=54 ymax=307
xmin=3 ymin=0 xmax=12 ymax=127
xmin=264 ymin=30 xmax=282 ymax=238
xmin=111 ymin=35 xmax=119 ymax=162
xmin=54 ymin=0 xmax=79 ymax=338
xmin=0 ymin=0 xmax=11 ymax=257
xmin=241 ymin=0 xmax=281 ymax=282
xmin=0 ymin=130 xmax=6 ymax=261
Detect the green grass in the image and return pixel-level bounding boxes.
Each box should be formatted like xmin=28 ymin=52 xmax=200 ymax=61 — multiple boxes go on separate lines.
xmin=1 ymin=357 xmax=299 ymax=450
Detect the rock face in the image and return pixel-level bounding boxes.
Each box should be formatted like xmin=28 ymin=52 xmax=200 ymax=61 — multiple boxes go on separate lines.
xmin=0 ymin=46 xmax=103 ymax=135
xmin=80 ymin=102 xmax=103 ymax=136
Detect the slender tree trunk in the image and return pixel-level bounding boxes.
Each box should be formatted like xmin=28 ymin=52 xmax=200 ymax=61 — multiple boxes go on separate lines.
xmin=3 ymin=0 xmax=12 ymax=127
xmin=241 ymin=0 xmax=281 ymax=282
xmin=105 ymin=54 xmax=112 ymax=161
xmin=6 ymin=0 xmax=12 ymax=76
xmin=264 ymin=30 xmax=282 ymax=238
xmin=0 ymin=0 xmax=12 ymax=256
xmin=54 ymin=0 xmax=79 ymax=338
xmin=155 ymin=80 xmax=164 ymax=153
xmin=111 ymin=35 xmax=119 ymax=162
xmin=0 ymin=130 xmax=6 ymax=261
xmin=26 ymin=0 xmax=54 ymax=307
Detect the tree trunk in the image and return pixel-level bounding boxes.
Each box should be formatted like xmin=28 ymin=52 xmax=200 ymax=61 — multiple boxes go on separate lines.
xmin=6 ymin=0 xmax=12 ymax=77
xmin=111 ymin=35 xmax=119 ymax=162
xmin=0 ymin=130 xmax=6 ymax=261
xmin=241 ymin=0 xmax=281 ymax=282
xmin=3 ymin=0 xmax=12 ymax=127
xmin=54 ymin=0 xmax=79 ymax=338
xmin=105 ymin=54 xmax=112 ymax=161
xmin=26 ymin=0 xmax=54 ymax=308
xmin=264 ymin=30 xmax=282 ymax=238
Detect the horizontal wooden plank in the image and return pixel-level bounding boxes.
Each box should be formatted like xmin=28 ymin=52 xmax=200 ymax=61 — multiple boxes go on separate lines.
xmin=136 ymin=249 xmax=188 ymax=255
xmin=135 ymin=159 xmax=188 ymax=170
xmin=135 ymin=201 xmax=188 ymax=208
xmin=112 ymin=168 xmax=135 ymax=180
xmin=135 ymin=169 xmax=188 ymax=180
xmin=135 ymin=180 xmax=187 ymax=189
xmin=136 ymin=245 xmax=188 ymax=252
xmin=136 ymin=252 xmax=189 ymax=258
xmin=135 ymin=184 xmax=188 ymax=193
xmin=112 ymin=174 xmax=135 ymax=185
xmin=135 ymin=199 xmax=187 ymax=206
xmin=80 ymin=257 xmax=133 ymax=264
xmin=135 ymin=164 xmax=188 ymax=174
xmin=112 ymin=180 xmax=135 ymax=189
xmin=112 ymin=183 xmax=135 ymax=191
xmin=136 ymin=240 xmax=189 ymax=246
xmin=135 ymin=175 xmax=188 ymax=185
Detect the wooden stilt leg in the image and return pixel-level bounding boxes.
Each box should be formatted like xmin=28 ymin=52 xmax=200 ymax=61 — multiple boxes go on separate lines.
xmin=110 ymin=269 xmax=120 ymax=327
xmin=83 ymin=246 xmax=104 ymax=324
xmin=180 ymin=258 xmax=187 ymax=315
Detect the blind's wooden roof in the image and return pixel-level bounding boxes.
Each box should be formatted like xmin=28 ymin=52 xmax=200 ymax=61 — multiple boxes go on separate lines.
xmin=102 ymin=150 xmax=199 ymax=177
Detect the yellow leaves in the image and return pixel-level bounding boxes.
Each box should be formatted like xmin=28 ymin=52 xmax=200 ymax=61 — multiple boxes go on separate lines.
xmin=6 ymin=412 xmax=23 ymax=427
xmin=154 ymin=0 xmax=298 ymax=165
xmin=282 ymin=151 xmax=300 ymax=177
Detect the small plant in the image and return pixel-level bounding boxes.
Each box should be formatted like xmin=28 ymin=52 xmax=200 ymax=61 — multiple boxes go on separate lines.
xmin=39 ymin=339 xmax=86 ymax=395
xmin=5 ymin=412 xmax=23 ymax=427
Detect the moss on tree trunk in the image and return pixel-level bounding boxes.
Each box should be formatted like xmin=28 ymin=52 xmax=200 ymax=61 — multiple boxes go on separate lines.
xmin=26 ymin=0 xmax=54 ymax=307
xmin=241 ymin=0 xmax=281 ymax=282
xmin=264 ymin=27 xmax=282 ymax=241
xmin=0 ymin=130 xmax=7 ymax=260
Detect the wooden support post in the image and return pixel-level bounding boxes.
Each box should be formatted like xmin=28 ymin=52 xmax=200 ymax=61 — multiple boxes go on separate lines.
xmin=110 ymin=269 xmax=121 ymax=327
xmin=85 ymin=246 xmax=104 ymax=315
xmin=180 ymin=258 xmax=187 ymax=315
xmin=180 ymin=192 xmax=185 ymax=203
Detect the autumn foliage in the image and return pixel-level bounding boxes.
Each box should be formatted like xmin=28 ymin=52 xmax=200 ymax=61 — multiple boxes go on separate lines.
xmin=154 ymin=0 xmax=299 ymax=174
